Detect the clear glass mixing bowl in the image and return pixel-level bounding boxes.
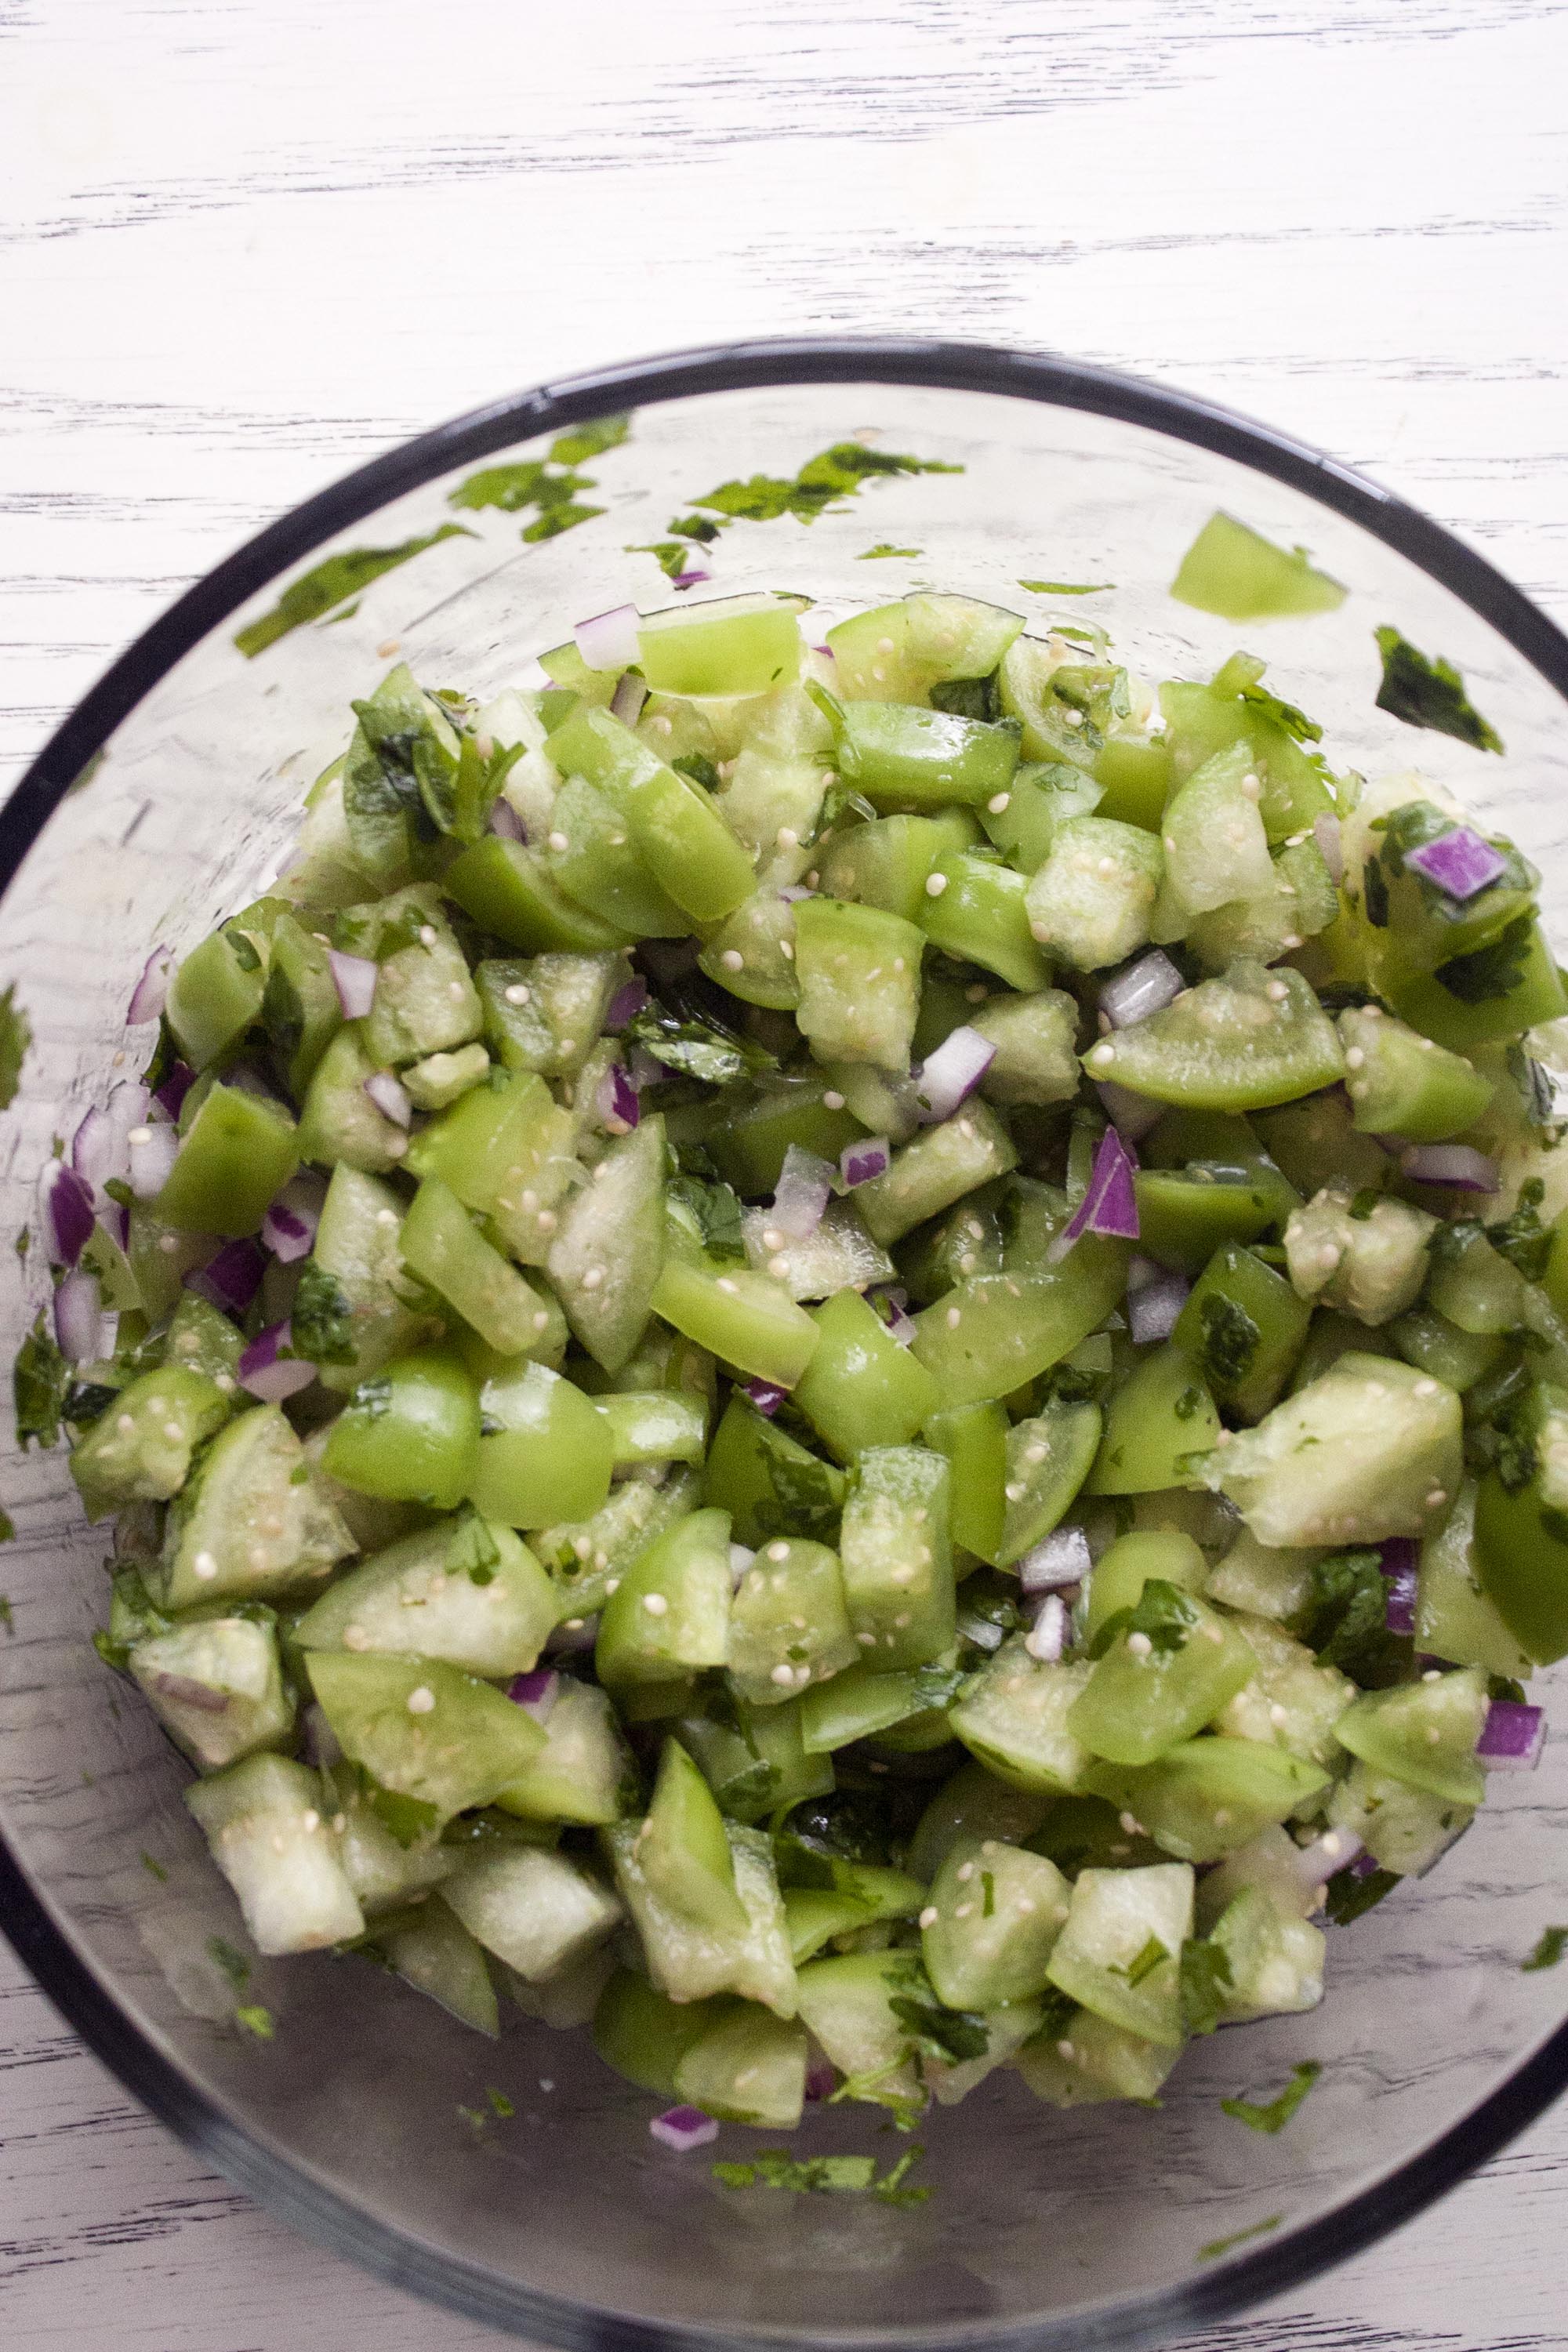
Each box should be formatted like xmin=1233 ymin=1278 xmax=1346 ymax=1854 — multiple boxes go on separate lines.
xmin=3 ymin=339 xmax=1568 ymax=2350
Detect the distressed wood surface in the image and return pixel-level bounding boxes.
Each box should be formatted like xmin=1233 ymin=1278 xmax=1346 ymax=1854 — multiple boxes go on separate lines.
xmin=4 ymin=0 xmax=1568 ymax=2344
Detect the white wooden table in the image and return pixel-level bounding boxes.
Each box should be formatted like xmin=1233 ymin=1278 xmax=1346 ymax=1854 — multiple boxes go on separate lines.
xmin=4 ymin=1 xmax=1568 ymax=2343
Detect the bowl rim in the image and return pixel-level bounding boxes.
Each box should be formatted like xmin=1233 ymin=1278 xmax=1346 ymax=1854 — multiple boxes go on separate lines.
xmin=5 ymin=332 xmax=1568 ymax=2352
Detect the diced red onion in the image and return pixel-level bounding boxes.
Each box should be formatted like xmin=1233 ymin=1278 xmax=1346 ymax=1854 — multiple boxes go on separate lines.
xmin=879 ymin=1299 xmax=916 ymax=1347
xmin=329 ymin=949 xmax=379 ymax=1022
xmin=1295 ymin=1827 xmax=1363 ymax=1887
xmin=729 ymin=1542 xmax=757 ymax=1589
xmin=187 ymin=1239 xmax=267 ymax=1316
xmin=597 ymin=1062 xmax=641 ymax=1132
xmin=1404 ymin=826 xmax=1508 ymax=903
xmin=745 ymin=1378 xmax=786 ymax=1417
xmin=1378 ymin=1537 xmax=1419 ymax=1638
xmin=42 ymin=1162 xmax=96 ymax=1268
xmin=574 ymin=604 xmax=641 ymax=674
xmin=261 ymin=1174 xmax=325 ymax=1265
xmin=488 ymin=797 xmax=526 ymax=843
xmin=913 ymin=1026 xmax=996 ymax=1123
xmin=154 ymin=1062 xmax=196 ymax=1121
xmin=1350 ymin=1850 xmax=1381 ymax=1882
xmin=238 ymin=1320 xmax=317 ymax=1403
xmin=673 ymin=569 xmax=711 ymax=592
xmin=128 ymin=1121 xmax=181 ymax=1200
xmin=604 ymin=977 xmax=649 ymax=1032
xmin=54 ymin=1269 xmax=105 ymax=1363
xmin=1098 ymin=949 xmax=1183 ymax=1030
xmin=840 ymin=1137 xmax=891 ymax=1189
xmin=1478 ymin=1700 xmax=1544 ymax=1771
xmin=649 ymin=2106 xmax=719 ymax=2152
xmin=1399 ymin=1144 xmax=1498 ymax=1194
xmin=151 ymin=1670 xmax=230 ymax=1715
xmin=1094 ymin=1079 xmax=1164 ymax=1145
xmin=546 ymin=1617 xmax=600 ymax=1655
xmin=363 ymin=1072 xmax=412 ymax=1128
xmin=1129 ymin=1269 xmax=1189 ymax=1346
xmin=610 ymin=671 xmax=648 ymax=728
xmin=804 ymin=2050 xmax=837 ymax=2103
xmin=779 ymin=884 xmax=815 ymax=904
xmin=1025 ymin=1592 xmax=1067 ymax=1662
xmin=73 ymin=1083 xmax=150 ymax=1210
xmin=1018 ymin=1526 xmax=1091 ymax=1595
xmin=771 ymin=1145 xmax=833 ymax=1240
xmin=507 ymin=1668 xmax=561 ymax=1724
xmin=299 ymin=1702 xmax=342 ymax=1769
xmin=1054 ymin=1127 xmax=1139 ymax=1254
xmin=1313 ymin=812 xmax=1345 ymax=884
xmin=127 ymin=943 xmax=175 ymax=1026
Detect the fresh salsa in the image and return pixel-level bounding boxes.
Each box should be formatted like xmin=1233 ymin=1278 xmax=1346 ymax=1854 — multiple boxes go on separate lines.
xmin=27 ymin=557 xmax=1568 ymax=2138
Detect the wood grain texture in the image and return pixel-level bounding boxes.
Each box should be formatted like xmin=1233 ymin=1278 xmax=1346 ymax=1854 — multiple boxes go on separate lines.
xmin=3 ymin=0 xmax=1568 ymax=2344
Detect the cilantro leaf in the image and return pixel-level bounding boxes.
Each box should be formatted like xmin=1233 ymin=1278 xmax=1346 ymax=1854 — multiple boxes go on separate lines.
xmin=0 ymin=1595 xmax=11 ymax=1636
xmin=1019 ymin=579 xmax=1112 ymax=595
xmin=1221 ymin=2060 xmax=1321 ymax=2134
xmin=234 ymin=2005 xmax=274 ymax=2040
xmin=626 ymin=539 xmax=691 ymax=582
xmin=670 ymin=752 xmax=722 ymax=792
xmin=547 ymin=415 xmax=632 ymax=466
xmin=1433 ymin=915 xmax=1536 ymax=1007
xmin=207 ymin=1935 xmax=251 ymax=1988
xmin=288 ymin=1261 xmax=357 ymax=1366
xmin=626 ymin=1001 xmax=772 ymax=1087
xmin=1292 ymin=1548 xmax=1405 ymax=1682
xmin=1179 ymin=1938 xmax=1233 ymax=2035
xmin=447 ymin=1510 xmax=502 ymax=1584
xmin=1523 ymin=1925 xmax=1568 ymax=1972
xmin=1237 ymin=681 xmax=1323 ymax=745
xmin=1120 ymin=1934 xmax=1171 ymax=1989
xmin=13 ymin=1311 xmax=67 ymax=1450
xmin=0 ymin=984 xmax=31 ymax=1109
xmin=858 ymin=543 xmax=922 ymax=560
xmin=1197 ymin=1293 xmax=1260 ymax=1388
xmin=1199 ymin=2215 xmax=1283 ymax=2263
xmin=928 ymin=673 xmax=1002 ymax=723
xmin=667 ymin=1171 xmax=747 ymax=1265
xmin=1325 ymin=1864 xmax=1401 ymax=1925
xmin=1487 ymin=1178 xmax=1552 ymax=1284
xmin=1089 ymin=1577 xmax=1202 ymax=1661
xmin=234 ymin=528 xmax=473 ymax=657
xmin=889 ymin=1991 xmax=990 ymax=2065
xmin=1374 ymin=628 xmax=1504 ymax=753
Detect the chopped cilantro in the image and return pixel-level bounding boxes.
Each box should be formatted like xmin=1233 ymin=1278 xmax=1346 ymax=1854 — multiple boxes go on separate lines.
xmin=288 ymin=1261 xmax=357 ymax=1366
xmin=626 ymin=540 xmax=691 ymax=582
xmin=1179 ymin=1938 xmax=1233 ymax=2036
xmin=1325 ymin=1864 xmax=1400 ymax=1925
xmin=713 ymin=2143 xmax=928 ymax=2204
xmin=671 ymin=752 xmax=722 ymax=793
xmin=546 ymin=416 xmax=632 ymax=466
xmin=1019 ymin=580 xmax=1112 ymax=595
xmin=1121 ymin=1935 xmax=1171 ymax=1989
xmin=207 ymin=1935 xmax=251 ymax=1988
xmin=1348 ymin=1187 xmax=1383 ymax=1221
xmin=981 ymin=1869 xmax=996 ymax=1918
xmin=1435 ymin=915 xmax=1536 ymax=1007
xmin=928 ymin=673 xmax=1002 ymax=722
xmin=448 ymin=1510 xmax=502 ymax=1584
xmin=1198 ymin=2214 xmax=1283 ymax=2263
xmin=1221 ymin=2060 xmax=1321 ymax=2134
xmin=0 ymin=1511 xmax=9 ymax=1544
xmin=234 ymin=527 xmax=474 ymax=657
xmin=0 ymin=1595 xmax=11 ymax=1637
xmin=234 ymin=2005 xmax=274 ymax=2040
xmin=140 ymin=1850 xmax=168 ymax=1882
xmin=1294 ymin=1548 xmax=1404 ymax=1684
xmin=858 ymin=544 xmax=922 ymax=560
xmin=626 ymin=1000 xmax=772 ymax=1088
xmin=1486 ymin=1178 xmax=1552 ymax=1283
xmin=14 ymin=1311 xmax=67 ymax=1450
xmin=1523 ymin=1925 xmax=1568 ymax=1972
xmin=1174 ymin=1386 xmax=1203 ymax=1421
xmin=0 ymin=984 xmax=31 ymax=1109
xmin=1374 ymin=628 xmax=1504 ymax=753
xmin=1237 ymin=681 xmax=1323 ymax=745
xmin=1362 ymin=856 xmax=1390 ymax=929
xmin=694 ymin=442 xmax=961 ymax=529
xmin=1198 ymin=1293 xmax=1260 ymax=1388
xmin=889 ymin=1984 xmax=990 ymax=2065
xmin=486 ymin=2085 xmax=516 ymax=2117
xmin=1090 ymin=1577 xmax=1203 ymax=1661
xmin=667 ymin=1171 xmax=747 ymax=1264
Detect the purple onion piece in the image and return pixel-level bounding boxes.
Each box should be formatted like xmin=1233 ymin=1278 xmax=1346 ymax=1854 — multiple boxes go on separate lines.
xmin=648 ymin=2106 xmax=719 ymax=2151
xmin=154 ymin=1061 xmax=196 ymax=1120
xmin=1378 ymin=1537 xmax=1420 ymax=1581
xmin=804 ymin=2052 xmax=837 ymax=2103
xmin=913 ymin=1025 xmax=996 ymax=1123
xmin=53 ymin=1269 xmax=103 ymax=1363
xmin=771 ymin=1145 xmax=833 ymax=1240
xmin=597 ymin=1062 xmax=641 ymax=1131
xmin=328 ymin=949 xmax=379 ymax=1022
xmin=186 ymin=1238 xmax=267 ymax=1316
xmin=238 ymin=1321 xmax=317 ymax=1403
xmin=673 ymin=570 xmax=711 ymax=592
xmin=151 ymin=1670 xmax=230 ymax=1714
xmin=1294 ymin=1827 xmax=1363 ymax=1887
xmin=604 ymin=977 xmax=649 ymax=1032
xmin=1350 ymin=1850 xmax=1381 ymax=1882
xmin=573 ymin=604 xmax=641 ymax=673
xmin=1477 ymin=1699 xmax=1544 ymax=1769
xmin=1128 ymin=1269 xmax=1189 ymax=1346
xmin=363 ymin=1071 xmax=412 ymax=1128
xmin=261 ymin=1174 xmax=325 ymax=1265
xmin=840 ymin=1137 xmax=891 ymax=1189
xmin=127 ymin=943 xmax=175 ymax=1026
xmin=1404 ymin=826 xmax=1508 ymax=903
xmin=1098 ymin=949 xmax=1183 ymax=1030
xmin=609 ymin=671 xmax=648 ymax=728
xmin=487 ymin=797 xmax=526 ymax=843
xmin=42 ymin=1163 xmax=96 ymax=1268
xmin=73 ymin=1081 xmax=151 ymax=1207
xmin=1054 ymin=1127 xmax=1139 ymax=1255
xmin=745 ymin=1378 xmax=786 ymax=1418
xmin=507 ymin=1668 xmax=561 ymax=1723
xmin=1400 ymin=1144 xmax=1499 ymax=1193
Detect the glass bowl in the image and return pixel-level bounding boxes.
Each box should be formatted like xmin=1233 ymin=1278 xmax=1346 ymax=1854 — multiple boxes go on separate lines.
xmin=4 ymin=338 xmax=1568 ymax=2351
